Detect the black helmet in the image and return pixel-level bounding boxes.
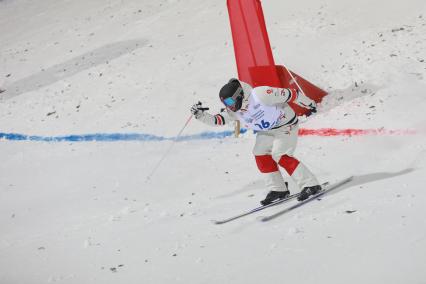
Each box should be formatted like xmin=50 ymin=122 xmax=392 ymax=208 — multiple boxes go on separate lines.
xmin=219 ymin=78 xmax=244 ymax=111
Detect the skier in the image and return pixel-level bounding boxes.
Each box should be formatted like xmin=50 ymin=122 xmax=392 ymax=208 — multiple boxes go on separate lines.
xmin=190 ymin=78 xmax=322 ymax=205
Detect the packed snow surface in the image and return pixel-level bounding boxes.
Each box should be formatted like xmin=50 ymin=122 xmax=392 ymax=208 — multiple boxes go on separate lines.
xmin=1 ymin=0 xmax=426 ymax=283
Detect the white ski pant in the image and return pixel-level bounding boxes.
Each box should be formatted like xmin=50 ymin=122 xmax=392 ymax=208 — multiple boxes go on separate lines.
xmin=253 ymin=124 xmax=318 ymax=193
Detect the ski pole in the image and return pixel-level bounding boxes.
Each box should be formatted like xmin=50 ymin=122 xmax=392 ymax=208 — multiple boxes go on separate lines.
xmin=281 ymin=64 xmax=307 ymax=97
xmin=144 ymin=103 xmax=209 ymax=182
xmin=145 ymin=114 xmax=193 ymax=182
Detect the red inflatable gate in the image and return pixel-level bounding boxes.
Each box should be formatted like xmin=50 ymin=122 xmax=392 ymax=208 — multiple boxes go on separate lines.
xmin=226 ymin=0 xmax=327 ymax=115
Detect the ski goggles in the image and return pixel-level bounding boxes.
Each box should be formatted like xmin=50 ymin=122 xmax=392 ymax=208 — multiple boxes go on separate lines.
xmin=222 ymin=86 xmax=244 ymax=107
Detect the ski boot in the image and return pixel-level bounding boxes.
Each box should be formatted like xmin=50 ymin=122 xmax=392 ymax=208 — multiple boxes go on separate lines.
xmin=297 ymin=185 xmax=322 ymax=201
xmin=261 ymin=190 xmax=290 ymax=206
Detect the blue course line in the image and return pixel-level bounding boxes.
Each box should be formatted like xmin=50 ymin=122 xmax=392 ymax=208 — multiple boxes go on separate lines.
xmin=0 ymin=129 xmax=248 ymax=142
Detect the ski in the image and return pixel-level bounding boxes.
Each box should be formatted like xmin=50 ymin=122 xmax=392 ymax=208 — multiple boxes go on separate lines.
xmin=261 ymin=176 xmax=354 ymax=222
xmin=212 ymin=181 xmax=330 ymax=225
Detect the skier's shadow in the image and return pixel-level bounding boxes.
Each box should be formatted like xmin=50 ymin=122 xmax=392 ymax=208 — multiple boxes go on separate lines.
xmin=215 ymin=168 xmax=414 ymax=201
xmin=1 ymin=38 xmax=148 ymax=100
xmin=327 ymin=168 xmax=415 ymax=197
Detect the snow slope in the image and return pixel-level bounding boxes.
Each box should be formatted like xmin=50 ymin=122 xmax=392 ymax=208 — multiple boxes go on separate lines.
xmin=1 ymin=0 xmax=426 ymax=283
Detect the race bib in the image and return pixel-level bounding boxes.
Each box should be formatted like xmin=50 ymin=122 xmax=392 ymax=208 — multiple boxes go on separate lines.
xmin=235 ymin=92 xmax=285 ymax=131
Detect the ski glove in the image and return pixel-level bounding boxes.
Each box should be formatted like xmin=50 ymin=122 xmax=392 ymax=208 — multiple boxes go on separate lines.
xmin=297 ymin=94 xmax=317 ymax=113
xmin=308 ymin=101 xmax=317 ymax=113
xmin=190 ymin=102 xmax=209 ymax=119
xmin=302 ymin=101 xmax=317 ymax=117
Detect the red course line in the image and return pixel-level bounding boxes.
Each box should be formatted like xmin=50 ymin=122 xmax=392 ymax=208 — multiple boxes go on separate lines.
xmin=298 ymin=128 xmax=418 ymax=137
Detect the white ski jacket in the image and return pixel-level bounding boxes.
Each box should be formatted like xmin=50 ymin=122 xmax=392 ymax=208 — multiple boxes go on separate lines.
xmin=197 ymin=81 xmax=316 ymax=131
